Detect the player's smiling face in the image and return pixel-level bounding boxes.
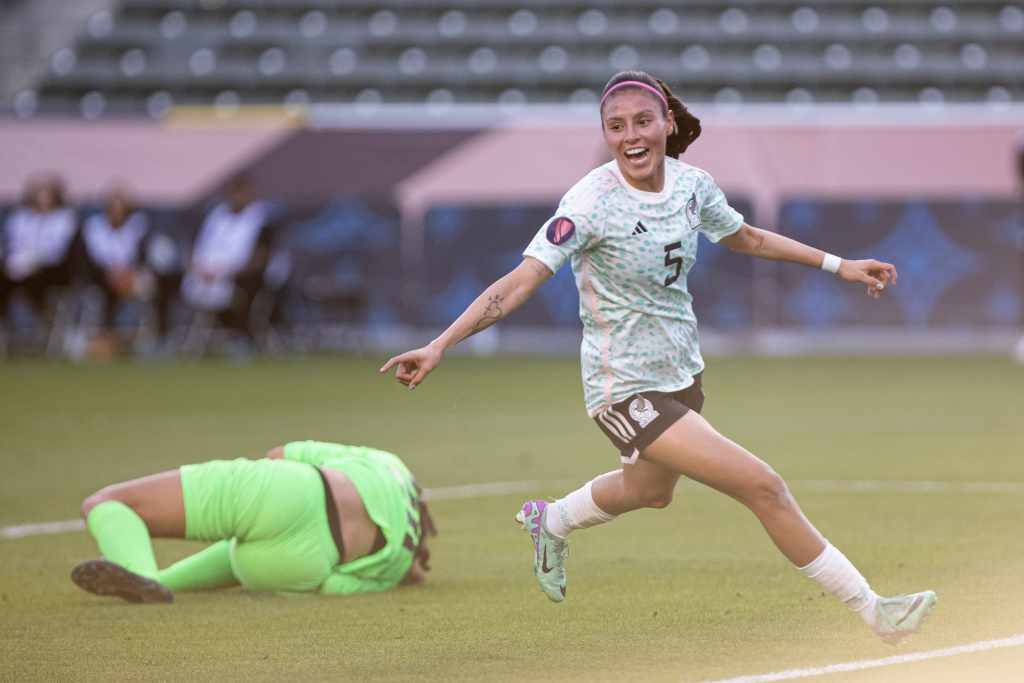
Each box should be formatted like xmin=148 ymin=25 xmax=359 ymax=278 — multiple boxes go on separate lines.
xmin=601 ymin=89 xmax=675 ymax=193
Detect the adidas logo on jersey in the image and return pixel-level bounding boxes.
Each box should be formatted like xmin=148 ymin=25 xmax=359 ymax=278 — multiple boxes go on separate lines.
xmin=631 ymin=221 xmax=648 ymax=236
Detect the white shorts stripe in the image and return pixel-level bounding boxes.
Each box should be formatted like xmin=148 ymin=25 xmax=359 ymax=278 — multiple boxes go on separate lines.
xmin=605 ymin=407 xmax=637 ymax=439
xmin=597 ymin=410 xmax=630 ymax=442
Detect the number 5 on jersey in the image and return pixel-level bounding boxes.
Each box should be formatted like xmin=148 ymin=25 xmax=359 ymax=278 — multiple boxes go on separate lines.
xmin=664 ymin=241 xmax=682 ymax=286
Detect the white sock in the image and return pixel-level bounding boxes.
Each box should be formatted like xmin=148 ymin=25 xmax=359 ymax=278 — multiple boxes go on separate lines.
xmin=799 ymin=542 xmax=880 ymax=627
xmin=543 ymin=480 xmax=616 ymax=539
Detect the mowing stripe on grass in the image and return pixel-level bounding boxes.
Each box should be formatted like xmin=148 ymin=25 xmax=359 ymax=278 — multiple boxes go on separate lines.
xmin=704 ymin=633 xmax=1024 ymax=682
xmin=4 ymin=477 xmax=1024 ymax=541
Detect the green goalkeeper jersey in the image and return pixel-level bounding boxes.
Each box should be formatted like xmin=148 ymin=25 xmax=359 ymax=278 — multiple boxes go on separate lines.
xmin=283 ymin=440 xmax=423 ymax=594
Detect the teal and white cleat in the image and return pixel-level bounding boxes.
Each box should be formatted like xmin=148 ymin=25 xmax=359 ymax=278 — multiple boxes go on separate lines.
xmin=873 ymin=590 xmax=937 ymax=644
xmin=515 ymin=500 xmax=568 ymax=603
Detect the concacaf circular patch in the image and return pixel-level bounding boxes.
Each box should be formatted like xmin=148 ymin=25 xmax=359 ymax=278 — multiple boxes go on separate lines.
xmin=546 ymin=217 xmax=576 ymax=245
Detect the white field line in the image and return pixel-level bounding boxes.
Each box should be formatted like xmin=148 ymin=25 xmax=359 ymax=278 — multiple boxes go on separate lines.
xmin=703 ymin=633 xmax=1024 ymax=683
xmin=422 ymin=479 xmax=576 ymax=502
xmin=3 ymin=477 xmax=1023 ymax=541
xmin=1 ymin=519 xmax=85 ymax=540
xmin=797 ymin=480 xmax=1024 ymax=494
xmin=0 ymin=479 xmax=575 ymax=541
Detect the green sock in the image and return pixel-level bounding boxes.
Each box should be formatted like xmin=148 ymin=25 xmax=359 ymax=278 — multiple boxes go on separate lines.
xmin=85 ymin=501 xmax=158 ymax=579
xmin=157 ymin=540 xmax=237 ymax=592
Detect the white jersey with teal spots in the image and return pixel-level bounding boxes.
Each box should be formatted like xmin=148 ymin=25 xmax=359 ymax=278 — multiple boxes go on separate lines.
xmin=523 ymin=158 xmax=744 ymax=416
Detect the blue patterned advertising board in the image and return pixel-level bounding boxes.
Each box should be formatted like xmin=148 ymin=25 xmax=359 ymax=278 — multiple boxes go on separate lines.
xmin=777 ymin=199 xmax=1023 ymax=328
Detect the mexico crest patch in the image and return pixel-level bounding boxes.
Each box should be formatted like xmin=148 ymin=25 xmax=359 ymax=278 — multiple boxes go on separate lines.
xmin=628 ymin=396 xmax=660 ymax=429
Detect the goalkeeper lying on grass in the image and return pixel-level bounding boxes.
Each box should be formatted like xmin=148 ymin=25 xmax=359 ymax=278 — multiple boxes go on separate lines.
xmin=71 ymin=440 xmax=436 ymax=603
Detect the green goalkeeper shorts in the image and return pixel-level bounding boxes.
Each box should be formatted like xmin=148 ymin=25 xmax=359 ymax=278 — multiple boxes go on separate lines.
xmin=179 ymin=458 xmax=340 ymax=593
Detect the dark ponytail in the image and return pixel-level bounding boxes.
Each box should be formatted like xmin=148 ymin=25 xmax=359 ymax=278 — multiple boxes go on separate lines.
xmin=600 ymin=70 xmax=702 ymax=158
xmin=656 ymin=79 xmax=702 ymax=158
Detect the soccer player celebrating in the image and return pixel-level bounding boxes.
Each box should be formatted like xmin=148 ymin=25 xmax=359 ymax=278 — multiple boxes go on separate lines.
xmin=381 ymin=70 xmax=934 ymax=643
xmin=72 ymin=441 xmax=435 ymax=602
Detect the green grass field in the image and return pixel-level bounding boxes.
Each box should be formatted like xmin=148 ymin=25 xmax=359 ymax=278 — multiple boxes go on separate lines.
xmin=2 ymin=355 xmax=1023 ymax=682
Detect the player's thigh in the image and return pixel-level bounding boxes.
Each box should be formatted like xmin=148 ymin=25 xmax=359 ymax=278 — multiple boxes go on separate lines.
xmin=621 ymin=457 xmax=680 ymax=505
xmin=180 ymin=458 xmax=320 ymax=543
xmin=83 ymin=470 xmax=186 ymax=538
xmin=231 ymin=535 xmax=335 ymax=593
xmin=642 ymin=411 xmax=778 ymax=502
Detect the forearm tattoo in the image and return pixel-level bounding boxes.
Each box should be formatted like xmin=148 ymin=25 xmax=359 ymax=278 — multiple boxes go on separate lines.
xmin=467 ymin=294 xmax=505 ymax=338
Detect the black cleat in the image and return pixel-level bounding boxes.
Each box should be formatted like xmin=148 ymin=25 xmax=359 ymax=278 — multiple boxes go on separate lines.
xmin=71 ymin=559 xmax=174 ymax=604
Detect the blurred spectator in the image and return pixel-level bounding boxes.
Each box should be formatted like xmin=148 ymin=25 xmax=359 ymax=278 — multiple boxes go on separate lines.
xmin=0 ymin=182 xmax=32 ymax=327
xmin=145 ymin=230 xmax=186 ymax=351
xmin=81 ymin=187 xmax=154 ymax=356
xmin=251 ymin=248 xmax=293 ymax=351
xmin=181 ymin=176 xmax=274 ymax=347
xmin=1 ymin=175 xmax=80 ymax=329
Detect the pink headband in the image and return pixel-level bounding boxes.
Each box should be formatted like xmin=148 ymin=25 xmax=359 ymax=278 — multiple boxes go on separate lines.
xmin=599 ymin=81 xmax=668 ymax=110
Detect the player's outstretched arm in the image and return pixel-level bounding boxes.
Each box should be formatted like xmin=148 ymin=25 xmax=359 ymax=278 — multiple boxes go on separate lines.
xmin=720 ymin=223 xmax=898 ymax=299
xmin=380 ymin=257 xmax=552 ymax=389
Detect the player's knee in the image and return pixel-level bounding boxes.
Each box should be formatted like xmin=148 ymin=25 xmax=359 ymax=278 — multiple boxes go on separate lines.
xmin=80 ymin=487 xmax=115 ymax=519
xmin=643 ymin=488 xmax=674 ymax=509
xmin=629 ymin=483 xmax=674 ymax=510
xmin=745 ymin=470 xmax=793 ymax=515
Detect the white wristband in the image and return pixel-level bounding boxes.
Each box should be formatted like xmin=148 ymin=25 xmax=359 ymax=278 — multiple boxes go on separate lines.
xmin=821 ymin=253 xmax=841 ymax=274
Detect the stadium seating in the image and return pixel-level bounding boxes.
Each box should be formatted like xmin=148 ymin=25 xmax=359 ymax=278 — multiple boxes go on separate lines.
xmin=23 ymin=1 xmax=1024 ymax=115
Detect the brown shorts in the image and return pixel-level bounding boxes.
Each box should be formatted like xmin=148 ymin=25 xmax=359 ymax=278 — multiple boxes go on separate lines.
xmin=592 ymin=373 xmax=705 ymax=464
